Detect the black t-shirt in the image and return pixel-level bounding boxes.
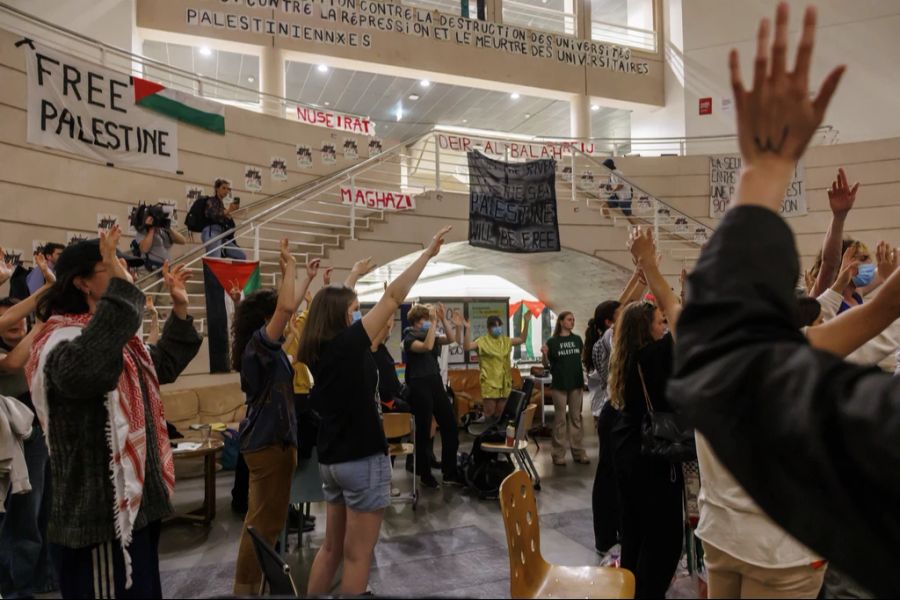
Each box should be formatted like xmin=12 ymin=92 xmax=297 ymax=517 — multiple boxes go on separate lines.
xmin=402 ymin=327 xmax=442 ymax=380
xmin=310 ymin=321 xmax=387 ymax=465
xmin=373 ymin=344 xmax=402 ymax=402
xmin=613 ymin=332 xmax=674 ymax=441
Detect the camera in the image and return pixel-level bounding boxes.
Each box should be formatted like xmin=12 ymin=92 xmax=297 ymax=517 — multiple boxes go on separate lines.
xmin=129 ymin=202 xmax=172 ymax=232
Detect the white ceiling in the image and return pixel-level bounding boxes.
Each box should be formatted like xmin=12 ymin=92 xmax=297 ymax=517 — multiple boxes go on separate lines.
xmin=284 ymin=60 xmax=631 ymax=141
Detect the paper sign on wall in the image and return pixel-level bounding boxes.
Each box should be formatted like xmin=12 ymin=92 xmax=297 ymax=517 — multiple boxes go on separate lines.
xmin=244 ymin=165 xmax=262 ymax=192
xmin=709 ymin=154 xmax=806 ymax=218
xmin=97 ymin=214 xmax=118 ymax=230
xmin=699 ymin=97 xmax=712 ymax=115
xmin=321 ymin=142 xmax=337 ymax=165
xmin=24 ymin=43 xmax=178 ymax=173
xmin=270 ymin=156 xmax=288 ymax=181
xmin=343 ymin=139 xmax=359 ymax=160
xmin=67 ymin=231 xmax=91 ymax=245
xmin=295 ymin=106 xmax=375 ymax=136
xmin=296 ymin=145 xmax=313 ymax=168
xmin=3 ymin=249 xmax=24 ymax=266
xmin=368 ymin=139 xmax=383 ymax=157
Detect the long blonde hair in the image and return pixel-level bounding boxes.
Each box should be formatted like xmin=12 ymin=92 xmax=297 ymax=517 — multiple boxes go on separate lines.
xmin=608 ymin=301 xmax=659 ymax=410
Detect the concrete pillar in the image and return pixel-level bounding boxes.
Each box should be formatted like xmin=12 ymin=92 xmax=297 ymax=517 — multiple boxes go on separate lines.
xmin=574 ymin=0 xmax=591 ymax=39
xmin=260 ymin=44 xmax=285 ymax=117
xmin=570 ymin=93 xmax=592 ymax=139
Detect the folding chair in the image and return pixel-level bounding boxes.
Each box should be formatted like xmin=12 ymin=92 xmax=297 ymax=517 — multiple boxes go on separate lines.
xmin=247 ymin=525 xmax=300 ymax=597
xmin=482 ymin=404 xmax=541 ymax=489
xmin=383 ymin=411 xmax=417 ymax=510
xmin=279 ymin=447 xmax=326 ymax=556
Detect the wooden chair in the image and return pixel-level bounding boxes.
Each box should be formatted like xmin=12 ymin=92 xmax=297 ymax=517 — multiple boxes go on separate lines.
xmin=499 ymin=470 xmax=635 ymax=599
xmin=382 ymin=412 xmax=417 ymax=510
xmin=482 ymin=404 xmax=541 ymax=489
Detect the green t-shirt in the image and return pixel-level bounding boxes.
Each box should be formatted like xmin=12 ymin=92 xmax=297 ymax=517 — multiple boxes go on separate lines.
xmin=546 ymin=334 xmax=584 ymax=391
xmin=476 ymin=335 xmax=513 ymax=399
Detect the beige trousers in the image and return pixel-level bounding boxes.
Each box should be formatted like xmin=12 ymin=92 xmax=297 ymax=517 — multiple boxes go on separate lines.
xmin=550 ymin=388 xmax=586 ymax=461
xmin=705 ymin=542 xmax=827 ymax=599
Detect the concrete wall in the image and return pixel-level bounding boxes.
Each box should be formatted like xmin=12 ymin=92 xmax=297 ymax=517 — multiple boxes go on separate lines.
xmin=0 ymin=26 xmax=374 ymax=259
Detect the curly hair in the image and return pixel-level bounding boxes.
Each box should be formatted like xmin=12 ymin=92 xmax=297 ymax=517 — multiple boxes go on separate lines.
xmin=230 ymin=289 xmax=278 ymax=372
xmin=607 ymin=301 xmax=658 ymax=410
xmin=583 ymin=300 xmax=621 ymax=371
xmin=407 ymin=303 xmax=431 ymax=326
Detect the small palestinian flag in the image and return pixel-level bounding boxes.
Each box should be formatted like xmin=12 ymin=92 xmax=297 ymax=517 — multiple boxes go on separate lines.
xmin=133 ymin=76 xmax=226 ymax=134
xmin=202 ymin=258 xmax=261 ymax=372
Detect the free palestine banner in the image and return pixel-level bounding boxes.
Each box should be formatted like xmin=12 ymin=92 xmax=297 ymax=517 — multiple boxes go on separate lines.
xmin=24 ymin=42 xmax=179 ymax=172
xmin=467 ymin=151 xmax=560 ymax=253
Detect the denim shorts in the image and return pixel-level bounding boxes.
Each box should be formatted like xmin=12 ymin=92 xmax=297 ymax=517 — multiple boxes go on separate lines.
xmin=320 ymin=453 xmax=391 ymax=512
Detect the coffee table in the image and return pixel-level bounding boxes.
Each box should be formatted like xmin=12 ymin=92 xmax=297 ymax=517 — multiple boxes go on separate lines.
xmin=169 ymin=439 xmax=224 ymax=525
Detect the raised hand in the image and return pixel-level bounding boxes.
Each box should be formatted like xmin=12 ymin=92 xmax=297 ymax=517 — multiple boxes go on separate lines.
xmin=162 ymin=261 xmax=192 ymax=308
xmin=827 ymin=168 xmax=859 ymax=218
xmin=730 ymin=3 xmax=844 ymax=210
xmin=876 ymin=241 xmax=898 ymax=282
xmin=323 ymin=266 xmax=333 ymax=286
xmin=425 ymin=226 xmax=452 ymax=259
xmin=351 ymin=257 xmax=377 ymax=277
xmin=34 ymin=253 xmax=56 ymax=285
xmin=306 ymin=257 xmax=321 ymax=280
xmin=451 ymin=309 xmax=465 ymax=327
xmin=145 ymin=294 xmax=158 ymax=315
xmin=832 ymin=244 xmax=861 ymax=292
xmin=278 ymin=239 xmax=295 ymax=277
xmin=99 ymin=225 xmax=133 ymax=284
xmin=436 ymin=302 xmax=447 ymax=319
xmin=628 ymin=227 xmax=657 ymax=268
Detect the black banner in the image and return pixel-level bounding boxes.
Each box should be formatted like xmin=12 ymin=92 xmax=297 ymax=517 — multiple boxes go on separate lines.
xmin=467 ymin=151 xmax=560 ymax=253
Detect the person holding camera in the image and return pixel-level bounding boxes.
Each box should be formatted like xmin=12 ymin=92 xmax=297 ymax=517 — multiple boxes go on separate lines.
xmin=203 ymin=179 xmax=246 ymax=260
xmin=137 ymin=208 xmax=186 ymax=272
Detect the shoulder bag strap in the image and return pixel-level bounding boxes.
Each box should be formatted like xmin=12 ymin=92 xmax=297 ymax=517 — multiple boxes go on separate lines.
xmin=637 ymin=363 xmax=654 ymax=414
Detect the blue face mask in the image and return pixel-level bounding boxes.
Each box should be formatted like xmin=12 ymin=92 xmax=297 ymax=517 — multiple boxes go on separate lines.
xmin=420 ymin=320 xmax=432 ymax=331
xmin=852 ymin=263 xmax=876 ymax=288
xmin=351 ymin=310 xmax=362 ymax=323
xmin=490 ymin=326 xmax=503 ymax=337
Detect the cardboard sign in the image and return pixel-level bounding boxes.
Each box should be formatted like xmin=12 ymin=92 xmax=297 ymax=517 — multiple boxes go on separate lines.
xmin=340 ymin=187 xmax=415 ymax=211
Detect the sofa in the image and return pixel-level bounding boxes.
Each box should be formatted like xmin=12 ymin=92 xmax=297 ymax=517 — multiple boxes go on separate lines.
xmin=448 ymin=367 xmax=540 ymax=424
xmin=162 ymin=382 xmax=246 ymax=436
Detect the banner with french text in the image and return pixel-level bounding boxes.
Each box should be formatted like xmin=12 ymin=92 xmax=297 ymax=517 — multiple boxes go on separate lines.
xmin=709 ymin=154 xmax=805 ymax=218
xmin=24 ymin=42 xmax=179 ymax=173
xmin=468 ymin=151 xmax=560 ymax=253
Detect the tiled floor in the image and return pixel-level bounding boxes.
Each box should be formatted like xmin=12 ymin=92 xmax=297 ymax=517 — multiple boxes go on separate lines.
xmin=157 ymin=423 xmax=607 ymax=598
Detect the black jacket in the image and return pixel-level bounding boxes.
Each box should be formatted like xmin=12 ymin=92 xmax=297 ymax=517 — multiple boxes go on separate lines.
xmin=668 ymin=206 xmax=900 ymax=596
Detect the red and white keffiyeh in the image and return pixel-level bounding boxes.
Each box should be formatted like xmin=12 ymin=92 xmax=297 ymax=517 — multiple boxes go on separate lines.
xmin=26 ymin=313 xmax=174 ymax=588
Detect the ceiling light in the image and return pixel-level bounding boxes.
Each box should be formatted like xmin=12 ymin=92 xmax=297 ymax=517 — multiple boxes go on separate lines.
xmin=524 ymin=113 xmax=531 ymax=119
xmin=317 ymin=64 xmax=329 ymax=73
xmin=591 ymin=104 xmax=600 ymax=111
xmin=408 ymin=93 xmax=420 ymax=101
xmin=510 ymin=92 xmax=520 ymax=100
xmin=542 ymin=0 xmax=549 ymax=3
xmin=247 ymin=76 xmax=255 ymax=83
xmin=420 ymin=80 xmax=431 ymax=88
xmin=462 ymin=119 xmax=468 ymax=123
xmin=199 ymin=46 xmax=212 ymax=57
xmin=324 ymin=101 xmax=330 ymax=106
xmin=395 ymin=104 xmax=404 ymax=121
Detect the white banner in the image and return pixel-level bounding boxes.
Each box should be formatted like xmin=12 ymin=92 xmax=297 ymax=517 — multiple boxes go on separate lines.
xmin=709 ymin=154 xmax=806 ymax=218
xmin=340 ymin=187 xmax=415 ymax=211
xmin=436 ymin=133 xmax=604 ymax=159
xmin=25 ymin=43 xmax=179 ymax=173
xmin=296 ymin=106 xmax=375 ymax=136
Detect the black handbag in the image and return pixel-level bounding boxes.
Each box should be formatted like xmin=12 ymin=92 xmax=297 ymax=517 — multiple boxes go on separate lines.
xmin=638 ymin=365 xmax=696 ymax=463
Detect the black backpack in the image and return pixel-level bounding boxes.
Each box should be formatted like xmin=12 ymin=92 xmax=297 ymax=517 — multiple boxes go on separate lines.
xmin=185 ymin=196 xmax=211 ymax=233
xmin=461 ymin=387 xmax=531 ymax=499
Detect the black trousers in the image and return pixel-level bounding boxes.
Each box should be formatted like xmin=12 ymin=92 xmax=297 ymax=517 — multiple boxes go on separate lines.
xmin=592 ymin=402 xmax=621 ymax=552
xmin=408 ymin=375 xmax=459 ymax=479
xmin=53 ymin=521 xmax=162 ymax=599
xmin=613 ymin=435 xmax=683 ymax=599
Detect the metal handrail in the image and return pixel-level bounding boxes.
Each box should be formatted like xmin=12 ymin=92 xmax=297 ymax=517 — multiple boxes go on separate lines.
xmin=135 ymin=132 xmax=428 ymax=288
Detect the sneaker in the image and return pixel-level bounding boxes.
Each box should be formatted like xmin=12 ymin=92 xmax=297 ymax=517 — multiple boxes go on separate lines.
xmin=420 ymin=474 xmax=440 ymax=489
xmin=442 ymin=474 xmax=465 ymax=487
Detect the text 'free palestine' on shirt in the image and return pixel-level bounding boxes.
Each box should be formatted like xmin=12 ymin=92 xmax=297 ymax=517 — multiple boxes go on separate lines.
xmin=546 ymin=334 xmax=584 ymax=391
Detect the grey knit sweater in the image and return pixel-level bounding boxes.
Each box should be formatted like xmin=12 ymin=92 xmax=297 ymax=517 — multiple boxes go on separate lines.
xmin=43 ymin=278 xmax=202 ymax=548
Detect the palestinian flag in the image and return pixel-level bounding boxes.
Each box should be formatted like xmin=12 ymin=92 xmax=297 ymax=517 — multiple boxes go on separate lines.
xmin=202 ymin=258 xmax=261 ymax=372
xmin=133 ymin=76 xmax=226 ymax=134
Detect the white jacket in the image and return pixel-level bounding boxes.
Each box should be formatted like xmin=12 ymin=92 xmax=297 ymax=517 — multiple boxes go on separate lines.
xmin=0 ymin=394 xmax=34 ymax=511
xmin=817 ymin=288 xmax=900 ymax=369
